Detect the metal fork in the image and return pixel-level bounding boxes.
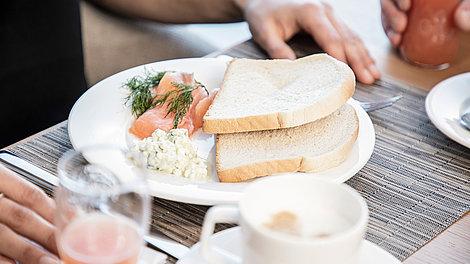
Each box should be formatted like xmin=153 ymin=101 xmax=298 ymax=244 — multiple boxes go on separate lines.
xmin=358 ymin=95 xmax=403 ymax=112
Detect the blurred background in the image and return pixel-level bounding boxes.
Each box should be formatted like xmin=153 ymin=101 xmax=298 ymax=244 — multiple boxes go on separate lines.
xmin=82 ymin=2 xmax=251 ymax=85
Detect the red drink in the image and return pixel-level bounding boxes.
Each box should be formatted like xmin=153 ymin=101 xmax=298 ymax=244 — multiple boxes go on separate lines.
xmin=58 ymin=213 xmax=143 ymax=264
xmin=400 ymin=0 xmax=460 ymax=68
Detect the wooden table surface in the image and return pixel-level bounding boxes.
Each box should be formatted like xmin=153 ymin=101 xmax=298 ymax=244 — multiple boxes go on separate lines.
xmin=319 ymin=0 xmax=470 ymax=263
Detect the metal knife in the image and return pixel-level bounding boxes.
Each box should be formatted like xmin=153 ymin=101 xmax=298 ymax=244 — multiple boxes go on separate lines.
xmin=0 ymin=151 xmax=190 ymax=260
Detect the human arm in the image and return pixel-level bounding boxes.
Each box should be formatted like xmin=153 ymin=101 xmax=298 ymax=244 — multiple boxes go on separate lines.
xmin=92 ymin=0 xmax=380 ymax=84
xmin=91 ymin=0 xmax=244 ymax=23
xmin=236 ymin=0 xmax=380 ymax=83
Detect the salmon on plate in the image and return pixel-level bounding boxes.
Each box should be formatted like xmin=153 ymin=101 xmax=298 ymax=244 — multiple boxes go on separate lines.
xmin=126 ymin=71 xmax=217 ymax=139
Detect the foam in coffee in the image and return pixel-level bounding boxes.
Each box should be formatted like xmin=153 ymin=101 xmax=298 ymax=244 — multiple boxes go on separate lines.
xmin=263 ymin=210 xmax=351 ymax=239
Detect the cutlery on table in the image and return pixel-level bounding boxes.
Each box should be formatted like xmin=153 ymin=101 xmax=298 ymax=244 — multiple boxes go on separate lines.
xmin=460 ymin=112 xmax=470 ymax=131
xmin=0 ymin=151 xmax=190 ymax=260
xmin=357 ymin=95 xmax=402 ymax=112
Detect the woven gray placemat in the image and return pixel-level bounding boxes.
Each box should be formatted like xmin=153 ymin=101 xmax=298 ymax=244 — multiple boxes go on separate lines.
xmin=4 ymin=78 xmax=469 ymax=263
xmin=350 ymin=81 xmax=470 ymax=257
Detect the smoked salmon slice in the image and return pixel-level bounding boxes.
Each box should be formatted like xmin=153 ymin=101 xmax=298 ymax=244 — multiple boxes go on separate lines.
xmin=193 ymin=89 xmax=218 ymax=129
xmin=129 ymin=72 xmax=215 ymax=139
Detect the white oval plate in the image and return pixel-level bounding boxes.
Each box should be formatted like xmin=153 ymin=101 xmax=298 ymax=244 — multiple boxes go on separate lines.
xmin=68 ymin=58 xmax=375 ymax=205
xmin=176 ymin=227 xmax=401 ymax=264
xmin=425 ymin=72 xmax=470 ymax=148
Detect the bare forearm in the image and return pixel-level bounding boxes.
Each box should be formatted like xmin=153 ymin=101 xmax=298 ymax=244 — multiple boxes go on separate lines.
xmin=93 ymin=0 xmax=244 ymax=23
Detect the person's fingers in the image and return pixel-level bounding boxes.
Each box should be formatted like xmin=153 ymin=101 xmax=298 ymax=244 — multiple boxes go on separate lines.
xmin=381 ymin=0 xmax=407 ymax=33
xmin=344 ymin=40 xmax=375 ymax=84
xmin=392 ymin=0 xmax=411 ymax=11
xmin=251 ymin=19 xmax=297 ymax=60
xmin=0 ymin=197 xmax=57 ymax=254
xmin=0 ymin=224 xmax=59 ymax=264
xmin=297 ymin=4 xmax=346 ymax=62
xmin=380 ymin=6 xmax=402 ymax=47
xmin=346 ymin=35 xmax=381 ymax=80
xmin=0 ymin=165 xmax=55 ymax=223
xmin=386 ymin=31 xmax=402 ymax=47
xmin=0 ymin=255 xmax=15 ymax=264
xmin=455 ymin=0 xmax=470 ymax=31
xmin=356 ymin=42 xmax=381 ymax=80
xmin=322 ymin=3 xmax=380 ymax=83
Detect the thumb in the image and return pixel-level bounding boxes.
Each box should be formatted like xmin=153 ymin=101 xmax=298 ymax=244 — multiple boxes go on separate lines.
xmin=253 ymin=24 xmax=296 ymax=60
xmin=455 ymin=0 xmax=470 ymax=31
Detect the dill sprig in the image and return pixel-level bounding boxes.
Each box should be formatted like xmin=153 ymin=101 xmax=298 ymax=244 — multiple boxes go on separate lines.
xmin=125 ymin=71 xmax=206 ymax=129
xmin=154 ymin=82 xmax=197 ymax=128
xmin=124 ymin=71 xmax=166 ymax=117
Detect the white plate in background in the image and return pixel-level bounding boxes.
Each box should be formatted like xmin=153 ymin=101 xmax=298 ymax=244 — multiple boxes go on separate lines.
xmin=426 ymin=73 xmax=470 ymax=148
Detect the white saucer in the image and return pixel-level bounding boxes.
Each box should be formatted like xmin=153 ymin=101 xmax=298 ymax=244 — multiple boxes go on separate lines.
xmin=425 ymin=73 xmax=470 ymax=148
xmin=176 ymin=227 xmax=401 ymax=264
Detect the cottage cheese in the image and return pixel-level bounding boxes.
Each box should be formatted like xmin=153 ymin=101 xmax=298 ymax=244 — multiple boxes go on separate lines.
xmin=134 ymin=129 xmax=208 ymax=180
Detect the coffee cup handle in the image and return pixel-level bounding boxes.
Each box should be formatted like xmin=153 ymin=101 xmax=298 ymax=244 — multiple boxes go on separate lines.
xmin=200 ymin=205 xmax=242 ymax=264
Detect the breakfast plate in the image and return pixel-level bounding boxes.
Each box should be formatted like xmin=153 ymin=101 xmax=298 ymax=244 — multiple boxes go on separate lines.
xmin=68 ymin=57 xmax=375 ymax=205
xmin=425 ymin=72 xmax=470 ymax=148
xmin=176 ymin=227 xmax=401 ymax=264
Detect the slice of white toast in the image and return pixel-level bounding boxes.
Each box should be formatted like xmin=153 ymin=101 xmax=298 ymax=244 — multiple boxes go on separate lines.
xmin=203 ymin=54 xmax=355 ymax=134
xmin=215 ymin=104 xmax=359 ymax=182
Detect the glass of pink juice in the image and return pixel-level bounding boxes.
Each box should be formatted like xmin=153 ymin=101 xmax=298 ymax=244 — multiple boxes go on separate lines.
xmin=399 ymin=0 xmax=461 ymax=69
xmin=55 ymin=147 xmax=150 ymax=264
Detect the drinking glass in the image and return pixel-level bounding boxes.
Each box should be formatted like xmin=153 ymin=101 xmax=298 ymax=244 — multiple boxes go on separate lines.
xmin=399 ymin=0 xmax=461 ymax=69
xmin=55 ymin=146 xmax=150 ymax=264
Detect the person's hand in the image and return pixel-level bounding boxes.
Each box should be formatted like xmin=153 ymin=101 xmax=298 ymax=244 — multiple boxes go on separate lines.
xmin=235 ymin=0 xmax=380 ymax=84
xmin=0 ymin=165 xmax=59 ymax=264
xmin=381 ymin=0 xmax=470 ymax=47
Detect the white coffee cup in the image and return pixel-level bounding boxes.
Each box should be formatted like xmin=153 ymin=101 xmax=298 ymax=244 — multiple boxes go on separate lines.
xmin=200 ymin=175 xmax=369 ymax=264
